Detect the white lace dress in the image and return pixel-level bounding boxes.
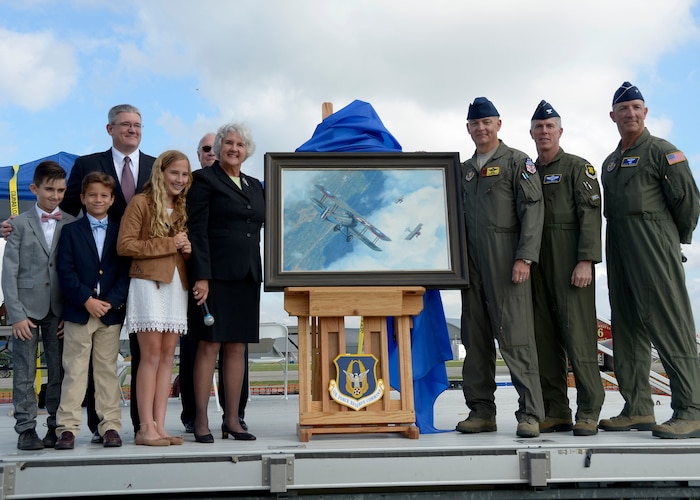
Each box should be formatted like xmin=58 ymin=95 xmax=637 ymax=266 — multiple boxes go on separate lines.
xmin=124 ymin=209 xmax=188 ymax=336
xmin=124 ymin=267 xmax=188 ymax=336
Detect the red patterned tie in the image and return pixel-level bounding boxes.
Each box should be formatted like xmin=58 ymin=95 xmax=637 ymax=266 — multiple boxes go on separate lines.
xmin=122 ymin=156 xmax=136 ymax=203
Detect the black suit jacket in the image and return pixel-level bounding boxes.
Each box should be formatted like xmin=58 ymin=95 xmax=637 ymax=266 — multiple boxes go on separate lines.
xmin=57 ymin=216 xmax=131 ymax=325
xmin=62 ymin=148 xmax=156 ymax=222
xmin=187 ymin=162 xmax=265 ymax=283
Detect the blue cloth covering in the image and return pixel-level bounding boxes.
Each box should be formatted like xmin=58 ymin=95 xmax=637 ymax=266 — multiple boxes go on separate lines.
xmin=297 ymin=99 xmax=452 ymax=433
xmin=296 ymin=100 xmax=402 ymax=152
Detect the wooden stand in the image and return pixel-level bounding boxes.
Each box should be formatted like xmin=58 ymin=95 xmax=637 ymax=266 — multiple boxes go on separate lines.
xmin=284 ymin=286 xmax=424 ymax=441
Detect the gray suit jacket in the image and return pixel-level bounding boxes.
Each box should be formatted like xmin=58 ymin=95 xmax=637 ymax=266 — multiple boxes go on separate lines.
xmin=1 ymin=208 xmax=75 ymax=323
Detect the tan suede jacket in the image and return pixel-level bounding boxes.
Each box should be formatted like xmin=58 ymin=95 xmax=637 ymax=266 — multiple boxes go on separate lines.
xmin=117 ymin=194 xmax=189 ymax=290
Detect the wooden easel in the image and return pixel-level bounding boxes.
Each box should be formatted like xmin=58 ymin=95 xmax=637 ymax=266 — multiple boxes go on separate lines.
xmin=285 ymin=286 xmax=424 ymax=441
xmin=284 ymin=103 xmax=424 ymax=441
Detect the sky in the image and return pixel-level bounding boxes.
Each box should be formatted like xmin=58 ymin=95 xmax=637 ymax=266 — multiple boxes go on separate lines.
xmin=2 ymin=0 xmax=700 ymax=332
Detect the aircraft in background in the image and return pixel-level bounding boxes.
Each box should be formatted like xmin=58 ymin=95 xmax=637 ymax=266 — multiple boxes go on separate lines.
xmin=310 ymin=184 xmax=391 ymax=252
xmin=404 ymin=223 xmax=423 ymax=240
xmin=394 ymin=196 xmax=404 ymax=204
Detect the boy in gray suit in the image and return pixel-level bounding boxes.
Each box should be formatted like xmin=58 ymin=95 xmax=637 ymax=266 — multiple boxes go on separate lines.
xmin=2 ymin=161 xmax=75 ymax=450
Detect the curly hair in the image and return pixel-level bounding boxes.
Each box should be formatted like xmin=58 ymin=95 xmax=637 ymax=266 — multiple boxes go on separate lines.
xmin=142 ymin=150 xmax=192 ymax=237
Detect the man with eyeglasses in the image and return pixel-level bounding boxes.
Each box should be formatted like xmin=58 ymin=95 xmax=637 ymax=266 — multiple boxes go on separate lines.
xmin=61 ymin=104 xmax=156 ymax=443
xmin=62 ymin=104 xmax=154 ymax=221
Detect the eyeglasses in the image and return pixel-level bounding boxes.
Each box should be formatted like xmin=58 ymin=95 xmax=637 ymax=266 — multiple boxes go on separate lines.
xmin=200 ymin=145 xmax=213 ymax=152
xmin=117 ymin=122 xmax=142 ymax=129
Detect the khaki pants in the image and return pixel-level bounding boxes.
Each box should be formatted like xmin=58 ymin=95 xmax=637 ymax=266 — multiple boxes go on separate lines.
xmin=56 ymin=317 xmax=122 ymax=436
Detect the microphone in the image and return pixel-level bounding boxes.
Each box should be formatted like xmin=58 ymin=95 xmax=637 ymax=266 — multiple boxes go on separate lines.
xmin=202 ymin=302 xmax=215 ymax=326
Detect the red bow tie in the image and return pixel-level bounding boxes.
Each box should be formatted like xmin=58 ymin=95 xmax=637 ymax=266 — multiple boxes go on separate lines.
xmin=41 ymin=212 xmax=63 ymax=222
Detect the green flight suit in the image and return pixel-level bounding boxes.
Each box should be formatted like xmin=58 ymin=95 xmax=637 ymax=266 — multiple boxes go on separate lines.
xmin=460 ymin=141 xmax=545 ymax=422
xmin=602 ymin=128 xmax=700 ymax=420
xmin=531 ymin=148 xmax=605 ymax=422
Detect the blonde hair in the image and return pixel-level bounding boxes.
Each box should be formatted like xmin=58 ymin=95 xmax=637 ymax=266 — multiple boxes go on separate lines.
xmin=142 ymin=150 xmax=192 ymax=237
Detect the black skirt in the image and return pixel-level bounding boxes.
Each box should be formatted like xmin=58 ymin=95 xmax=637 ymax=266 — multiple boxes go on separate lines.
xmin=189 ymin=272 xmax=261 ymax=343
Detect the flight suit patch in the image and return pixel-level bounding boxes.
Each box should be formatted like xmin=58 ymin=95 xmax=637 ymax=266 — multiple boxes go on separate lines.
xmin=585 ymin=164 xmax=597 ymax=179
xmin=543 ymin=174 xmax=561 ymax=184
xmin=622 ymin=157 xmax=639 ymax=167
xmin=666 ymin=151 xmax=686 ymax=165
xmin=525 ymin=158 xmax=537 ymax=174
xmin=481 ymin=166 xmax=500 ymax=177
xmin=465 ymin=170 xmax=475 ymax=181
xmin=606 ymin=159 xmax=617 ymax=172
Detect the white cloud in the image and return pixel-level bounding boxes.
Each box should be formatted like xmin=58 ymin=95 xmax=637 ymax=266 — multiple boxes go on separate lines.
xmin=0 ymin=28 xmax=78 ymax=111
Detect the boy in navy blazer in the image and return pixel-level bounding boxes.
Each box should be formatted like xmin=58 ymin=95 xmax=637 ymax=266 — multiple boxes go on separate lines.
xmin=1 ymin=161 xmax=75 ymax=450
xmin=54 ymin=172 xmax=130 ymax=449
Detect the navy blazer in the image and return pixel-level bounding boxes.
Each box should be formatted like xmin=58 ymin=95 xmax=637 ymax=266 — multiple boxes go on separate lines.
xmin=62 ymin=148 xmax=156 ymax=222
xmin=57 ymin=216 xmax=130 ymax=326
xmin=187 ymin=162 xmax=265 ymax=283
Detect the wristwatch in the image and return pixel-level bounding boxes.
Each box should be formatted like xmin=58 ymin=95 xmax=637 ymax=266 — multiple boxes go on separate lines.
xmin=521 ymin=259 xmax=532 ymax=266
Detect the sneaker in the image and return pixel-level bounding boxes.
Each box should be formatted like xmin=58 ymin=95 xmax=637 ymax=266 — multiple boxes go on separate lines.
xmin=598 ymin=414 xmax=656 ymax=432
xmin=517 ymin=416 xmax=540 ymax=438
xmin=539 ymin=416 xmax=573 ymax=433
xmin=573 ymin=419 xmax=598 ymax=436
xmin=455 ymin=416 xmax=497 ymax=434
xmin=652 ymin=418 xmax=700 ymax=439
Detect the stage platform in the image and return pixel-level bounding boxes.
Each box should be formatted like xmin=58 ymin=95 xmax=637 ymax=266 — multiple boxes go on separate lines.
xmin=1 ymin=386 xmax=700 ymax=499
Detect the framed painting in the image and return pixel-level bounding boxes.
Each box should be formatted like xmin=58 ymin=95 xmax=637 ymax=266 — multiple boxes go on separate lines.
xmin=263 ymin=152 xmax=468 ymax=291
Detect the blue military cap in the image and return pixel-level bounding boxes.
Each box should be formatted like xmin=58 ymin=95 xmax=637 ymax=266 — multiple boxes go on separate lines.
xmin=612 ymin=81 xmax=644 ymax=105
xmin=531 ymin=100 xmax=560 ymax=120
xmin=467 ymin=97 xmax=499 ymax=120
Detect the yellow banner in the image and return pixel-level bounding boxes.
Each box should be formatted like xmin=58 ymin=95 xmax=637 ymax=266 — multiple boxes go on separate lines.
xmin=357 ymin=317 xmax=364 ymax=355
xmin=9 ymin=164 xmax=20 ymax=216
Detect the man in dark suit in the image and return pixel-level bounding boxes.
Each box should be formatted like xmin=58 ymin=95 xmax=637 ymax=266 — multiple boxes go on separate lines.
xmin=61 ymin=104 xmax=156 ymax=439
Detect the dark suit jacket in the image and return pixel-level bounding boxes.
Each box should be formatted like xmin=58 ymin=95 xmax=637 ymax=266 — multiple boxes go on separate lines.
xmin=187 ymin=162 xmax=265 ymax=283
xmin=57 ymin=217 xmax=130 ymax=325
xmin=62 ymin=148 xmax=156 ymax=222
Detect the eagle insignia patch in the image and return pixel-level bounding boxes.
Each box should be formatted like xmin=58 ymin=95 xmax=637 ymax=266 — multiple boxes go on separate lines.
xmin=329 ymin=354 xmax=384 ymax=411
xmin=585 ymin=164 xmax=597 ymax=179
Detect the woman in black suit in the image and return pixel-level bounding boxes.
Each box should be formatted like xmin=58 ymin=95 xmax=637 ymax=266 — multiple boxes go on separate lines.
xmin=187 ymin=123 xmax=264 ymax=443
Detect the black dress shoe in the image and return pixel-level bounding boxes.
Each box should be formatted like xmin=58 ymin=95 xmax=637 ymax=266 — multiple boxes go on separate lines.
xmin=55 ymin=431 xmax=75 ymax=450
xmin=194 ymin=433 xmax=214 ymax=444
xmin=103 ymin=429 xmax=122 ymax=448
xmin=91 ymin=430 xmax=104 ymax=444
xmin=42 ymin=427 xmax=58 ymax=448
xmin=238 ymin=417 xmax=248 ymax=431
xmin=222 ymin=422 xmax=256 ymax=440
xmin=17 ymin=429 xmax=44 ymax=450
xmin=183 ymin=421 xmax=195 ymax=433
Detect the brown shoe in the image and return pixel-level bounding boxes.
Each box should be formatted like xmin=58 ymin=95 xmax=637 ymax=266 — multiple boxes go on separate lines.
xmin=517 ymin=416 xmax=540 ymax=438
xmin=539 ymin=416 xmax=573 ymax=433
xmin=456 ymin=416 xmax=497 ymax=434
xmin=652 ymin=418 xmax=700 ymax=439
xmin=103 ymin=429 xmax=123 ymax=448
xmin=573 ymin=419 xmax=598 ymax=436
xmin=54 ymin=431 xmax=75 ymax=450
xmin=134 ymin=431 xmax=170 ymax=446
xmin=598 ymin=414 xmax=655 ymax=432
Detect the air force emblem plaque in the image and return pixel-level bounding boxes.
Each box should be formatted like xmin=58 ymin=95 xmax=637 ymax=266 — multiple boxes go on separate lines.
xmin=329 ymin=354 xmax=384 ymax=410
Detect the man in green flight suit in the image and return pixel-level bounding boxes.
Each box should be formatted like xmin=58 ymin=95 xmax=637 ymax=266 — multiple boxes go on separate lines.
xmin=599 ymin=82 xmax=700 ymax=439
xmin=457 ymin=97 xmax=545 ymax=438
xmin=529 ymin=100 xmax=605 ymax=437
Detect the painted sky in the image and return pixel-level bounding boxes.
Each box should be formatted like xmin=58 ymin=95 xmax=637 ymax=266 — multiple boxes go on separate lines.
xmin=2 ymin=0 xmax=700 ymax=331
